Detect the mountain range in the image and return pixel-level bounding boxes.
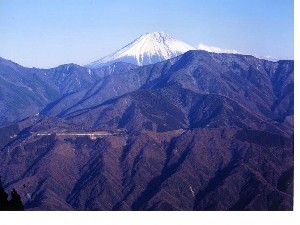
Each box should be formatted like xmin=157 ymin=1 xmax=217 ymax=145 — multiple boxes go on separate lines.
xmin=0 ymin=32 xmax=294 ymax=210
xmin=0 ymin=57 xmax=137 ymax=126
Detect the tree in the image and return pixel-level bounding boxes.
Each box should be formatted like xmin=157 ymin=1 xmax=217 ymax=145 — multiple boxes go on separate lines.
xmin=9 ymin=188 xmax=24 ymax=211
xmin=0 ymin=177 xmax=9 ymax=210
xmin=0 ymin=176 xmax=24 ymax=211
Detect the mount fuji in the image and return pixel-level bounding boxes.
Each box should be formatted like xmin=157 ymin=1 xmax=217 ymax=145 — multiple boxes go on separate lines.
xmin=86 ymin=32 xmax=195 ymax=68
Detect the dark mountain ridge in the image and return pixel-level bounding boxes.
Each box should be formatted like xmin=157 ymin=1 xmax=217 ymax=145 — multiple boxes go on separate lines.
xmin=0 ymin=116 xmax=293 ymax=210
xmin=62 ymin=84 xmax=289 ymax=135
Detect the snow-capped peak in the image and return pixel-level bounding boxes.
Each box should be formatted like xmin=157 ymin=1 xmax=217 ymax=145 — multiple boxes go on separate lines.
xmin=86 ymin=32 xmax=195 ymax=68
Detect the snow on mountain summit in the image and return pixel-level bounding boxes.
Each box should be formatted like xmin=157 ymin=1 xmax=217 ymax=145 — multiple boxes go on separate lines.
xmin=86 ymin=32 xmax=195 ymax=68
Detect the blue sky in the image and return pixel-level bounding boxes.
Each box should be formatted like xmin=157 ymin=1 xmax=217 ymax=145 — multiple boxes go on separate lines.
xmin=0 ymin=0 xmax=294 ymax=68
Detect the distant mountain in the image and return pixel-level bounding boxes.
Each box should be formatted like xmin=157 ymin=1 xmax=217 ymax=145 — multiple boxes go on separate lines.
xmin=86 ymin=32 xmax=195 ymax=68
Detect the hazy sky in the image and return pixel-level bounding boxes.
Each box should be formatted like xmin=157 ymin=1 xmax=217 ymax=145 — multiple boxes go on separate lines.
xmin=0 ymin=0 xmax=294 ymax=68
